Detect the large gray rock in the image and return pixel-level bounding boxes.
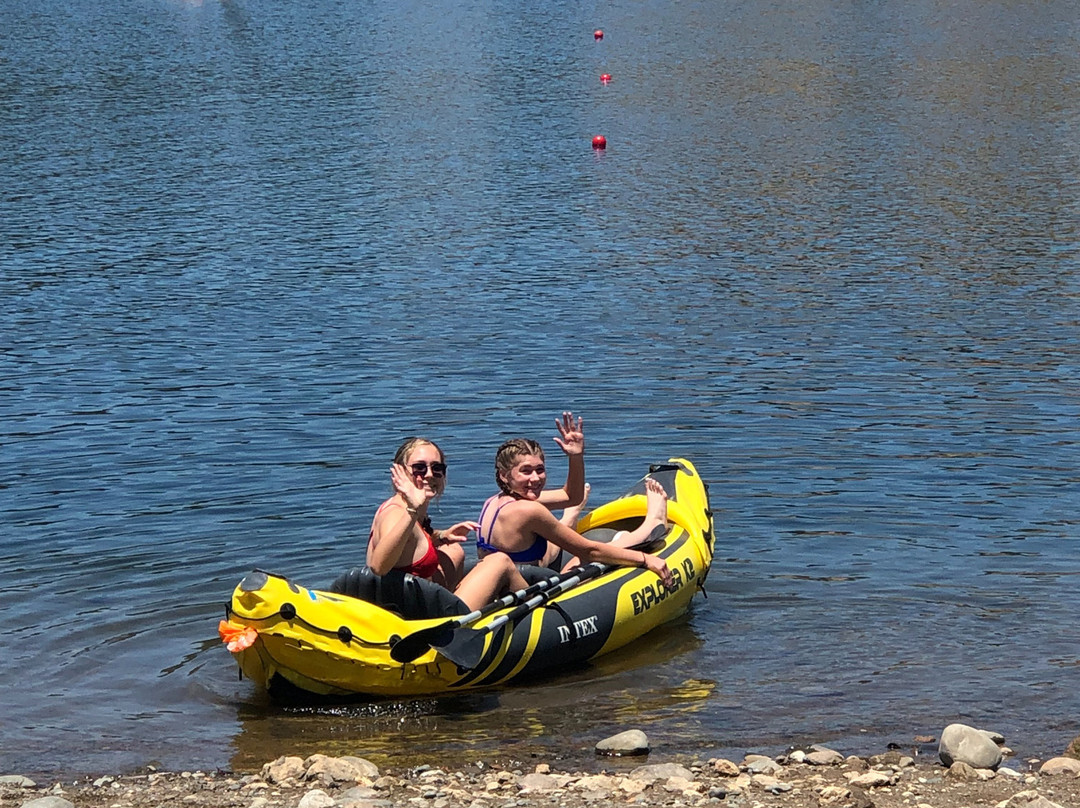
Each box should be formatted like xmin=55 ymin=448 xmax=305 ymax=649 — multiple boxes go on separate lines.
xmin=938 ymin=723 xmax=1003 ymax=770
xmin=1039 ymin=757 xmax=1080 ymax=776
xmin=595 ymin=729 xmax=649 ymax=756
xmin=19 ymin=799 xmax=73 ymax=808
xmin=517 ymin=773 xmax=562 ymax=792
xmin=340 ymin=756 xmax=379 ymax=779
xmin=1001 ymin=793 xmax=1065 ymax=808
xmin=627 ymin=763 xmax=695 ymax=781
xmin=304 ymin=755 xmax=377 ymax=786
xmin=0 ymin=776 xmax=36 ymax=788
xmin=262 ymin=755 xmax=306 ymax=784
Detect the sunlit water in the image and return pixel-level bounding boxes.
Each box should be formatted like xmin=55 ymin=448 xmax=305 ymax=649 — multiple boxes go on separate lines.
xmin=2 ymin=0 xmax=1078 ymax=779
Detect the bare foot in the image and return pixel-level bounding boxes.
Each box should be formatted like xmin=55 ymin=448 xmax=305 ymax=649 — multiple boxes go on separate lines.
xmin=642 ymin=478 xmax=668 ymax=530
xmin=610 ymin=478 xmax=670 ymax=549
xmin=560 ymin=482 xmax=590 ymax=527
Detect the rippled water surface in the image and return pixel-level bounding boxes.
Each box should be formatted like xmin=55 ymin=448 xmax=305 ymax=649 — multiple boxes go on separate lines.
xmin=2 ymin=0 xmax=1078 ymax=779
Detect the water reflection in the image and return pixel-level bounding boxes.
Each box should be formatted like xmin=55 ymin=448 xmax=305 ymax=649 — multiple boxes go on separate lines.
xmin=229 ymin=622 xmax=704 ymax=772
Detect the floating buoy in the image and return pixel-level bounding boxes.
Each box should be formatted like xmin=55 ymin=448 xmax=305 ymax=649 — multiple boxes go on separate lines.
xmin=592 ymin=135 xmax=607 ymax=150
xmin=594 ymin=29 xmax=604 ymax=40
xmin=600 ymin=73 xmax=612 ymax=84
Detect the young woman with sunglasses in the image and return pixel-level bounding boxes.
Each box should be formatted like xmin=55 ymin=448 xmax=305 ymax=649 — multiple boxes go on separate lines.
xmin=366 ymin=437 xmax=531 ymax=610
xmin=476 ymin=413 xmax=675 ymax=589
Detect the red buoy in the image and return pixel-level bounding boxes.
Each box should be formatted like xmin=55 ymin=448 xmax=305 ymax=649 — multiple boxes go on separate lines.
xmin=594 ymin=29 xmax=604 ymax=40
xmin=600 ymin=73 xmax=612 ymax=84
xmin=592 ymin=135 xmax=607 ymax=150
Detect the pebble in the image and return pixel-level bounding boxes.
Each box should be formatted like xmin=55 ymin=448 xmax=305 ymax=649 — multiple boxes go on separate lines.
xmin=711 ymin=759 xmax=740 ymax=777
xmin=751 ymin=774 xmax=792 ymax=794
xmin=629 ymin=763 xmax=695 ymax=781
xmin=817 ymin=784 xmax=851 ymax=804
xmin=847 ymin=769 xmax=895 ymax=788
xmin=806 ymin=747 xmax=845 ymax=766
xmin=945 ymin=760 xmax=983 ymax=781
xmin=297 ymin=788 xmax=336 ymax=808
xmin=8 ymin=723 xmax=1080 ymax=808
xmin=743 ymin=755 xmax=783 ymax=775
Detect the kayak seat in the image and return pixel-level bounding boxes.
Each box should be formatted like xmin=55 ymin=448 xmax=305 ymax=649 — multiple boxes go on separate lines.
xmin=328 ymin=567 xmax=470 ymax=620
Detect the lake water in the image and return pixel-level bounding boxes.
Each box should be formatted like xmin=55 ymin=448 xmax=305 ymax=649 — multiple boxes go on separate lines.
xmin=2 ymin=0 xmax=1078 ymax=780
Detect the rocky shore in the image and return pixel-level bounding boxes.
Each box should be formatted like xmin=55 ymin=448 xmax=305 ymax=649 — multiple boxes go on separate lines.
xmin=4 ymin=725 xmax=1079 ymax=808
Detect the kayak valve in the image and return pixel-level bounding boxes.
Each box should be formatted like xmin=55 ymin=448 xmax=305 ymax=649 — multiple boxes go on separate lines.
xmin=240 ymin=571 xmax=269 ymax=592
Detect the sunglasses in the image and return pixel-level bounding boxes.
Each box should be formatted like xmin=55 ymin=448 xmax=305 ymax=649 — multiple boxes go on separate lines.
xmin=409 ymin=461 xmax=447 ymax=478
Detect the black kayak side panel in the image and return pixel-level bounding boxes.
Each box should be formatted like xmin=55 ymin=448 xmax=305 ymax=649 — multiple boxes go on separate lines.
xmin=328 ymin=567 xmax=470 ymax=620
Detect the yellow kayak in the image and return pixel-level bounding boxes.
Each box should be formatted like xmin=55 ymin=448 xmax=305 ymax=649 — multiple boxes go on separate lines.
xmin=219 ymin=458 xmax=714 ymax=698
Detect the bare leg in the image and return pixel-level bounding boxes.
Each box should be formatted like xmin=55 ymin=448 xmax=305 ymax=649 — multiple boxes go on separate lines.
xmin=611 ymin=478 xmax=669 ymax=548
xmin=560 ymin=479 xmax=669 ymax=571
xmin=454 ymin=553 xmax=531 ymax=611
xmin=433 ymin=543 xmax=466 ymax=590
xmin=560 ymin=482 xmax=590 ymax=527
xmin=539 ymin=540 xmax=562 ymax=569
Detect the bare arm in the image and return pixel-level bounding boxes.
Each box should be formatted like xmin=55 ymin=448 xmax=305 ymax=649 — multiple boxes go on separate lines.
xmin=367 ymin=502 xmax=419 ymax=575
xmin=520 ymin=504 xmax=673 ymax=588
xmin=366 ymin=464 xmax=431 ymax=575
xmin=538 ymin=411 xmax=586 ymax=508
xmin=435 ymin=521 xmax=479 ymax=546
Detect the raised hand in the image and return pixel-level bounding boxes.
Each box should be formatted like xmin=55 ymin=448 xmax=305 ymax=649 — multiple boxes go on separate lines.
xmin=553 ymin=411 xmax=585 ymax=456
xmin=390 ymin=463 xmax=434 ymax=511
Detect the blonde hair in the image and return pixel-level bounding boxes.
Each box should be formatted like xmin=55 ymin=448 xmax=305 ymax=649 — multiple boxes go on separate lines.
xmin=494 ymin=438 xmax=545 ymax=494
xmin=392 ymin=438 xmax=447 ymax=507
xmin=393 ymin=437 xmax=445 ymax=467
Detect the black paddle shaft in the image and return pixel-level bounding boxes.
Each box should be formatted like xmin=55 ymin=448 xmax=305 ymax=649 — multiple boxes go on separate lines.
xmin=434 ymin=531 xmax=668 ymax=669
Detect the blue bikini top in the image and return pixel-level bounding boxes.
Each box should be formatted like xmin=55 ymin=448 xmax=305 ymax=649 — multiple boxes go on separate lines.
xmin=475 ymin=497 xmax=548 ymax=562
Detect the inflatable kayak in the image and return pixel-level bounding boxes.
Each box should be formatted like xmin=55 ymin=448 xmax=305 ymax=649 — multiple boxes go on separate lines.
xmin=219 ymin=458 xmax=714 ymax=698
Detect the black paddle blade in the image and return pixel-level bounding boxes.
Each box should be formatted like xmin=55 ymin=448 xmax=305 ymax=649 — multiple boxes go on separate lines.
xmin=390 ymin=625 xmax=455 ymax=663
xmin=640 ymin=525 xmax=668 ymax=551
xmin=433 ymin=627 xmax=491 ymax=670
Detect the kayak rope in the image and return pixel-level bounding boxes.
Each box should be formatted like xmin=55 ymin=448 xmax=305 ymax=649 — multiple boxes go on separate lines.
xmin=223 ymin=604 xmax=392 ymax=649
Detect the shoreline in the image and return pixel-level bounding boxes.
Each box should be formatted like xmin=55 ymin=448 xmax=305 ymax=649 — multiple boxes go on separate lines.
xmin=5 ymin=732 xmax=1079 ymax=808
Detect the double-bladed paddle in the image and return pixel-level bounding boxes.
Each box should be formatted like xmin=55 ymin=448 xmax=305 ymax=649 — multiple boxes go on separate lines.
xmin=390 ymin=568 xmax=571 ymax=663
xmin=390 ymin=530 xmax=668 ymax=665
xmin=429 ymin=530 xmax=669 ymax=670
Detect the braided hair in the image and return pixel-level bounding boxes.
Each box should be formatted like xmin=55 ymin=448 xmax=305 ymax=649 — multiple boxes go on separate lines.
xmin=494 ymin=438 xmax=545 ymax=494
